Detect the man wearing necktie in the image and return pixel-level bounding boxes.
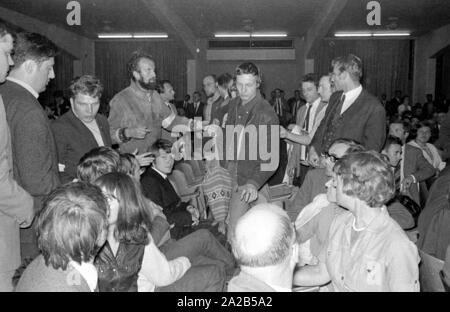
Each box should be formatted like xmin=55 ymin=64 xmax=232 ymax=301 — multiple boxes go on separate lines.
xmin=308 ymin=54 xmax=386 ymax=167
xmin=281 ymin=74 xmax=327 ymax=186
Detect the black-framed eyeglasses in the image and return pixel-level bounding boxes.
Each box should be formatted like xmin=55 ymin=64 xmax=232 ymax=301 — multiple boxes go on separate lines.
xmin=321 ymin=151 xmax=340 ymax=163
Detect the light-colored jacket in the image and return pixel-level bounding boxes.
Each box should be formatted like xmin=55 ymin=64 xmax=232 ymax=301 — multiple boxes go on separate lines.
xmin=0 ymin=95 xmax=34 ymax=275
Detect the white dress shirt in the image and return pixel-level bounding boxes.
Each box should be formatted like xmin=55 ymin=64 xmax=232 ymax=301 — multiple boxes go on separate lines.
xmin=82 ymin=119 xmax=105 ymax=147
xmin=340 ymin=85 xmax=362 ymax=115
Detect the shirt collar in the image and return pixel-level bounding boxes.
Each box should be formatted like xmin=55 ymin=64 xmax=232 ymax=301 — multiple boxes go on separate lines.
xmin=307 ymin=97 xmax=321 ymax=107
xmin=152 ymin=166 xmax=168 ymax=179
xmin=6 ymin=77 xmax=39 ymax=98
xmin=238 ymin=91 xmax=261 ymax=112
xmin=69 ymin=261 xmax=98 ymax=292
xmin=343 ymin=85 xmax=362 ymax=101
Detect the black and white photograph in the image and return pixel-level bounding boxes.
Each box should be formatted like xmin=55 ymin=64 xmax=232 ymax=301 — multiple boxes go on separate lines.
xmin=1 ymin=0 xmax=450 ymax=298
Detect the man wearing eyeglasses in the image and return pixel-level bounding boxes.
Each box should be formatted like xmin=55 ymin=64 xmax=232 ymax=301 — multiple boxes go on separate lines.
xmin=286 ymin=139 xmax=364 ymax=221
xmin=308 ymin=54 xmax=386 ymax=168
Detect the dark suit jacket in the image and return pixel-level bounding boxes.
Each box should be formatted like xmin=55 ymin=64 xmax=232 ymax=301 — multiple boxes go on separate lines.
xmin=0 ymin=80 xmax=60 ymax=212
xmin=51 ymin=110 xmax=112 ymax=183
xmin=310 ymin=88 xmax=387 ymax=155
xmin=185 ymin=102 xmax=205 ymax=119
xmin=417 ymin=170 xmax=450 ymax=252
xmin=403 ymin=144 xmax=435 ymax=205
xmin=140 ymin=167 xmax=191 ymax=227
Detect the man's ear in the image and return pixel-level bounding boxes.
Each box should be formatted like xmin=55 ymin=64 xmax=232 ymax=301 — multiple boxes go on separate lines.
xmin=22 ymin=60 xmax=36 ymax=74
xmin=132 ymin=70 xmax=140 ymax=81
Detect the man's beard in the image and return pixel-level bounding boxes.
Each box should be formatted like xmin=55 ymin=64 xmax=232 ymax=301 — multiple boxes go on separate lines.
xmin=137 ymin=77 xmax=156 ymax=90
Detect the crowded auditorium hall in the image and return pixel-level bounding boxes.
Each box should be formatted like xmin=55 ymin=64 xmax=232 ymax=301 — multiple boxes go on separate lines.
xmin=2 ymin=0 xmax=450 ymax=294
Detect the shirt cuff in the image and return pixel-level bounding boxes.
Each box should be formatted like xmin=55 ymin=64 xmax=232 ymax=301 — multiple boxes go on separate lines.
xmin=162 ymin=112 xmax=176 ymax=129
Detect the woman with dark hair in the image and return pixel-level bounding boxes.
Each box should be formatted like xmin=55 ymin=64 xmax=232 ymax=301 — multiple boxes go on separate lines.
xmin=15 ymin=182 xmax=108 ymax=292
xmin=294 ymin=151 xmax=420 ymax=291
xmin=94 ymin=172 xmax=225 ymax=292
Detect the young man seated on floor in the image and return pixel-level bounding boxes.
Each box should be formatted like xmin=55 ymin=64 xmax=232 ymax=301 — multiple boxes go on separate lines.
xmin=140 ymin=139 xmax=209 ymax=240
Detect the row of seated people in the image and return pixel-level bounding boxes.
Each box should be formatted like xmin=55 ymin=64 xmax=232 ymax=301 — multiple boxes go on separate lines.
xmin=15 ymin=144 xmax=236 ymax=292
xmin=15 ymin=143 xmax=450 ymax=291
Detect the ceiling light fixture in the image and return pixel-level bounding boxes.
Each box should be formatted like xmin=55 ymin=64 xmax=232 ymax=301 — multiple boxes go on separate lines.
xmin=215 ymin=33 xmax=251 ymax=38
xmin=334 ymin=31 xmax=410 ymax=37
xmin=214 ymin=32 xmax=287 ymax=38
xmin=334 ymin=32 xmax=372 ymax=37
xmin=251 ymin=33 xmax=287 ymax=37
xmin=98 ymin=33 xmax=133 ymax=39
xmin=372 ymin=32 xmax=410 ymax=37
xmin=98 ymin=33 xmax=168 ymax=39
xmin=133 ymin=33 xmax=168 ymax=38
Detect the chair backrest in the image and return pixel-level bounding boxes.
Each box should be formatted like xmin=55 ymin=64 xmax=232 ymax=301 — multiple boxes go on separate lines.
xmin=174 ymin=162 xmax=197 ymax=184
xmin=186 ymin=160 xmax=205 ymax=178
xmin=419 ymin=249 xmax=445 ymax=292
xmin=168 ymin=169 xmax=196 ymax=196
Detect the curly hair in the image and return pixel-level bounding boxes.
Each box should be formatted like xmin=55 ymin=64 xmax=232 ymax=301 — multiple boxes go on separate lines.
xmin=333 ymin=150 xmax=395 ymax=208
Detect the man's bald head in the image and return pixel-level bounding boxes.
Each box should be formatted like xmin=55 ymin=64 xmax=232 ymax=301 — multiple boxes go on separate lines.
xmin=231 ymin=203 xmax=294 ymax=268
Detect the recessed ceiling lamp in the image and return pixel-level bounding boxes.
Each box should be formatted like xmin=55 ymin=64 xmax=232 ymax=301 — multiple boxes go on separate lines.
xmin=98 ymin=33 xmax=132 ymax=39
xmin=214 ymin=33 xmax=251 ymax=38
xmin=372 ymin=32 xmax=410 ymax=37
xmin=214 ymin=32 xmax=287 ymax=38
xmin=334 ymin=31 xmax=410 ymax=37
xmin=98 ymin=33 xmax=168 ymax=39
xmin=133 ymin=33 xmax=168 ymax=38
xmin=251 ymin=33 xmax=287 ymax=37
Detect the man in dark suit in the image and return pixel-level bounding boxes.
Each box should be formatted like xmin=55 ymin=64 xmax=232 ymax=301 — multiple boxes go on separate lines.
xmin=0 ymin=24 xmax=34 ymax=292
xmin=269 ymin=88 xmax=291 ymax=127
xmin=51 ymin=75 xmax=112 ymax=184
xmin=389 ymin=122 xmax=435 ymax=205
xmin=140 ymin=139 xmax=200 ymax=239
xmin=0 ymin=32 xmax=60 ymax=261
xmin=185 ymin=91 xmax=205 ymax=119
xmin=308 ymin=54 xmax=386 ymax=166
xmin=386 ymin=90 xmax=402 ymax=117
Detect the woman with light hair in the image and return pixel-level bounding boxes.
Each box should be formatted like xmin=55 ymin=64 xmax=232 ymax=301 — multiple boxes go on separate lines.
xmin=294 ymin=151 xmax=420 ymax=291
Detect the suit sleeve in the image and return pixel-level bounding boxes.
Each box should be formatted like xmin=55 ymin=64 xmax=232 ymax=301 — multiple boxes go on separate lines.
xmin=50 ymin=121 xmax=72 ymax=183
xmin=412 ymin=149 xmax=435 ymax=182
xmin=0 ymin=102 xmax=34 ymax=226
xmin=108 ymin=96 xmax=124 ymax=143
xmin=362 ymin=103 xmax=386 ymax=152
xmin=310 ymin=103 xmax=331 ymax=155
xmin=13 ymin=109 xmax=59 ymax=207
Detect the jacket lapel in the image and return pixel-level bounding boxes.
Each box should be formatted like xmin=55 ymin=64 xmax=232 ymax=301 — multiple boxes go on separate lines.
xmin=67 ymin=110 xmax=99 ymax=148
xmin=95 ymin=116 xmax=111 ymax=146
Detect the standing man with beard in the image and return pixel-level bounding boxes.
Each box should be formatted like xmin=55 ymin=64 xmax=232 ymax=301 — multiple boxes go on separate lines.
xmin=108 ymin=52 xmax=193 ymax=154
